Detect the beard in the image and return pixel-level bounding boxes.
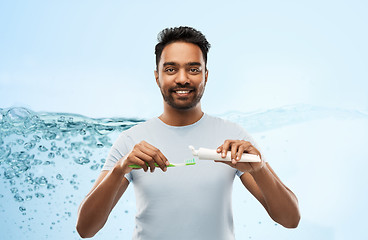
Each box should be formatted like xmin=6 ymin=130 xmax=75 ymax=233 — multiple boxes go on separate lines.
xmin=160 ymin=84 xmax=205 ymax=110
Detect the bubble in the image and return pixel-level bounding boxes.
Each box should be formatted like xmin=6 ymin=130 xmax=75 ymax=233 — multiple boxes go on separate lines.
xmin=56 ymin=174 xmax=64 ymax=180
xmin=19 ymin=206 xmax=26 ymax=212
xmin=32 ymin=159 xmax=42 ymax=165
xmin=18 ymin=151 xmax=29 ymax=161
xmin=0 ymin=146 xmax=11 ymax=160
xmin=57 ymin=116 xmax=65 ymax=122
xmin=4 ymin=169 xmax=16 ymax=179
xmin=70 ymin=142 xmax=82 ymax=151
xmin=44 ymin=131 xmax=57 ymax=140
xmin=24 ymin=142 xmax=36 ymax=150
xmin=6 ymin=107 xmax=32 ymax=123
xmin=33 ymin=135 xmax=41 ymax=142
xmin=90 ymin=164 xmax=100 ymax=170
xmin=35 ymin=193 xmax=45 ymax=198
xmin=38 ymin=145 xmax=48 ymax=152
xmin=14 ymin=193 xmax=24 ymax=202
xmin=74 ymin=157 xmax=90 ymax=165
xmin=36 ymin=176 xmax=48 ymax=186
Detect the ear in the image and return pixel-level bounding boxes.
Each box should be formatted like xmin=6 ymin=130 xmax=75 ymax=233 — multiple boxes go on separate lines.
xmin=154 ymin=70 xmax=160 ymax=87
xmin=204 ymin=69 xmax=209 ymax=85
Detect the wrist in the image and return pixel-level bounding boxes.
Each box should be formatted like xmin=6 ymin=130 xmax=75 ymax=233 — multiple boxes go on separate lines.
xmin=249 ymin=161 xmax=267 ymax=178
xmin=112 ymin=162 xmax=129 ymax=177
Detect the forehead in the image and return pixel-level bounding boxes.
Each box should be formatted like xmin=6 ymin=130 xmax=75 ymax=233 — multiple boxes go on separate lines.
xmin=159 ymin=42 xmax=205 ymax=66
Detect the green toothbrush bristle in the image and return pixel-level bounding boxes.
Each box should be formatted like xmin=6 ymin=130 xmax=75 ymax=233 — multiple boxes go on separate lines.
xmin=185 ymin=158 xmax=196 ymax=165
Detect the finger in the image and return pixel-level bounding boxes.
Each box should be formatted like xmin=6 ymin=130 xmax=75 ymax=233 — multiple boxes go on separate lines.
xmin=131 ymin=156 xmax=149 ymax=172
xmin=140 ymin=143 xmax=167 ymax=172
xmin=216 ymin=145 xmax=223 ymax=153
xmin=230 ymin=143 xmax=238 ymax=164
xmin=135 ymin=149 xmax=161 ymax=172
xmin=222 ymin=140 xmax=233 ymax=158
xmin=237 ymin=145 xmax=246 ymax=161
xmin=245 ymin=144 xmax=261 ymax=156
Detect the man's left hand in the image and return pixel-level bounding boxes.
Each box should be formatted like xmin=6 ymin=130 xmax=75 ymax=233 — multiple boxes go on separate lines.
xmin=215 ymin=140 xmax=264 ymax=173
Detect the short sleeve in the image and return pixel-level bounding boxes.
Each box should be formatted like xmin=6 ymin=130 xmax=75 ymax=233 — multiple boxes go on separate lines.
xmin=102 ymin=132 xmax=133 ymax=182
xmin=236 ymin=169 xmax=244 ymax=178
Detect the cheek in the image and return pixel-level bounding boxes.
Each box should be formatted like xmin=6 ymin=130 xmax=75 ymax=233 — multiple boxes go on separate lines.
xmin=198 ymin=78 xmax=206 ymax=89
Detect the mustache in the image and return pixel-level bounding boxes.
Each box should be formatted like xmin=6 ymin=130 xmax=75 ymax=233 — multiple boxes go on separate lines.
xmin=169 ymin=83 xmax=195 ymax=91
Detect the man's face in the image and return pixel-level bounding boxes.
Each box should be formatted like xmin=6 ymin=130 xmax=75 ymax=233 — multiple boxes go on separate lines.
xmin=155 ymin=41 xmax=208 ymax=110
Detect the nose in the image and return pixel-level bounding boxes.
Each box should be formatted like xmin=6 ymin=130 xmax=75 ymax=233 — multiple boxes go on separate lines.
xmin=175 ymin=69 xmax=189 ymax=85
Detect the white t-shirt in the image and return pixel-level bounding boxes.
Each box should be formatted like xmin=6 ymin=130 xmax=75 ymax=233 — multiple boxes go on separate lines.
xmin=102 ymin=113 xmax=263 ymax=240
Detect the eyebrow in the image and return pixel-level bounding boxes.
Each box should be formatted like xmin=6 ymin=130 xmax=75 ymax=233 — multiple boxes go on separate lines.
xmin=162 ymin=62 xmax=202 ymax=67
xmin=163 ymin=62 xmax=178 ymax=67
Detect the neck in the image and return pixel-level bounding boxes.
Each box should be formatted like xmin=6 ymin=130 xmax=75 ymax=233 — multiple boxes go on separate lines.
xmin=159 ymin=103 xmax=204 ymax=126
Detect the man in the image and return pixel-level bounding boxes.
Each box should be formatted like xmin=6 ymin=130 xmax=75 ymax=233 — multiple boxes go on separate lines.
xmin=76 ymin=26 xmax=300 ymax=239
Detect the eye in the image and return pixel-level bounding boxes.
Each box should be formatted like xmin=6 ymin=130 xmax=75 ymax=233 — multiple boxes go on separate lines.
xmin=164 ymin=67 xmax=176 ymax=74
xmin=189 ymin=68 xmax=201 ymax=74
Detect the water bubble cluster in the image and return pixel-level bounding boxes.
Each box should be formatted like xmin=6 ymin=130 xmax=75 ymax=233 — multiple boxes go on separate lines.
xmin=0 ymin=107 xmax=143 ymax=232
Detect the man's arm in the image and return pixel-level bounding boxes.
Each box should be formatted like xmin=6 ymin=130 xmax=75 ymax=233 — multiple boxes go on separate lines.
xmin=240 ymin=163 xmax=300 ymax=228
xmin=76 ymin=168 xmax=129 ymax=238
xmin=76 ymin=140 xmax=169 ymax=238
xmin=216 ymin=140 xmax=300 ymax=228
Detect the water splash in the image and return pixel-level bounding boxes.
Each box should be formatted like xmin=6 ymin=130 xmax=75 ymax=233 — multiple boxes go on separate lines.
xmin=218 ymin=104 xmax=368 ymax=132
xmin=0 ymin=105 xmax=367 ymax=238
xmin=0 ymin=107 xmax=144 ymax=230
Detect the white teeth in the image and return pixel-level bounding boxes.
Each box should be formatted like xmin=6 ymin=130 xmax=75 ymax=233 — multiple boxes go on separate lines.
xmin=176 ymin=90 xmax=190 ymax=94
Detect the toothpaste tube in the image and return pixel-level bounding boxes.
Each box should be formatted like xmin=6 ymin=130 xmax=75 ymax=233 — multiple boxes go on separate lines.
xmin=189 ymin=145 xmax=261 ymax=162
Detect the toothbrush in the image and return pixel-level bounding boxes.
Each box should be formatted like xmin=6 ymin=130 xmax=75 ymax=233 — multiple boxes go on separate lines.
xmin=189 ymin=145 xmax=261 ymax=162
xmin=129 ymin=158 xmax=196 ymax=169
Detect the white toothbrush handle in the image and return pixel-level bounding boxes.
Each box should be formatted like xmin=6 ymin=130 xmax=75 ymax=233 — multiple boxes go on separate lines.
xmin=196 ymin=147 xmax=261 ymax=162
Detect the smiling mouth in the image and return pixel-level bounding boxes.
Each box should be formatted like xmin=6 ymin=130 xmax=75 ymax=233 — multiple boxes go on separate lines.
xmin=175 ymin=90 xmax=191 ymax=94
xmin=172 ymin=89 xmax=194 ymax=97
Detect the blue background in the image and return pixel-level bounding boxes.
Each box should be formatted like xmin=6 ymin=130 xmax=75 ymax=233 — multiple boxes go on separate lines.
xmin=1 ymin=1 xmax=367 ymax=239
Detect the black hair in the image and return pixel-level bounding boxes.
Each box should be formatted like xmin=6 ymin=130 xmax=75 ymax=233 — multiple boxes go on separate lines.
xmin=155 ymin=26 xmax=211 ymax=70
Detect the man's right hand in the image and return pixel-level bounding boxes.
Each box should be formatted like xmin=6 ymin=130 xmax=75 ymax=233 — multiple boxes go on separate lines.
xmin=118 ymin=141 xmax=169 ymax=174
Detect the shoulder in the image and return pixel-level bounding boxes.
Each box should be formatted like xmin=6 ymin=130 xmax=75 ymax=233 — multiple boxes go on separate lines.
xmin=205 ymin=113 xmax=252 ymax=140
xmin=123 ymin=117 xmax=157 ymax=135
xmin=205 ymin=114 xmax=244 ymax=131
